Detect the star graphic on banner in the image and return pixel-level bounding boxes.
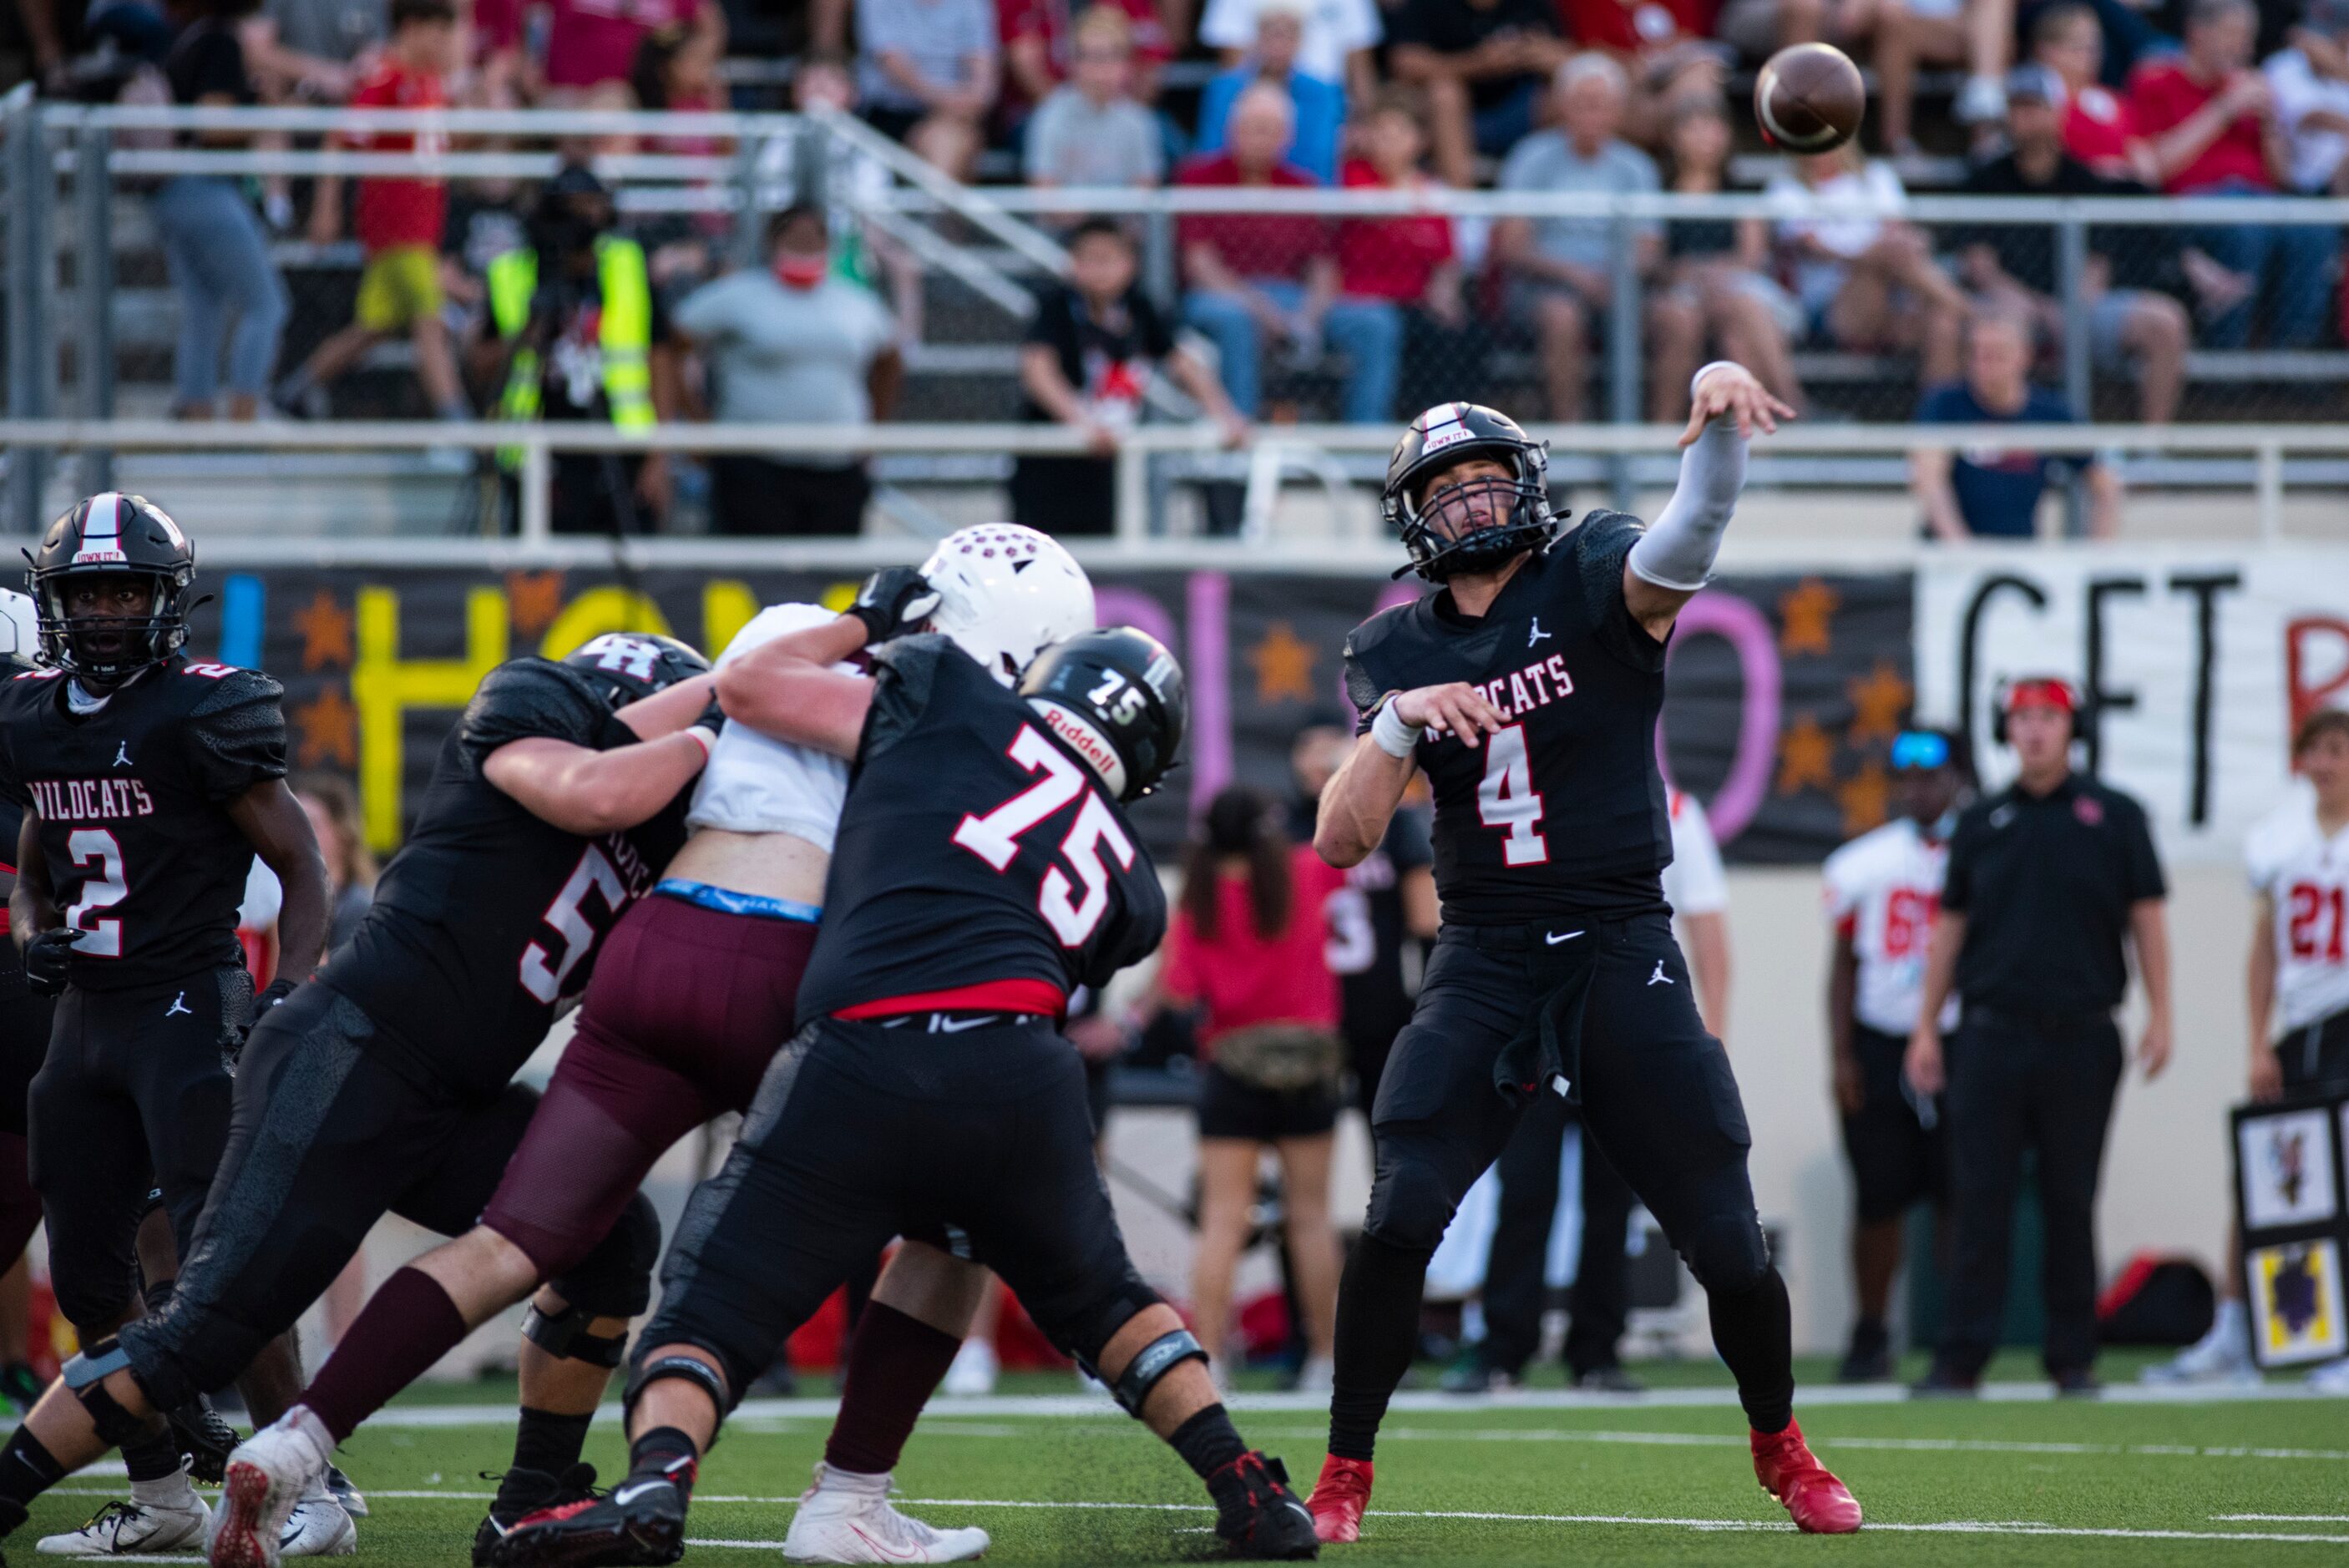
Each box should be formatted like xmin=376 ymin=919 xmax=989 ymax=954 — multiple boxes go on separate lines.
xmin=1837 ymin=762 xmax=1891 ymax=836
xmin=1776 ymin=713 xmax=1835 ymax=796
xmin=1779 ymin=579 xmax=1840 ymax=658
xmin=1848 ymin=660 xmax=1913 ymax=743
xmin=293 ymin=684 xmax=358 ymax=769
xmin=1248 ymin=620 xmax=1319 ymax=706
xmin=291 ymin=590 xmax=353 ymax=671
xmin=507 ymin=571 xmax=566 ymax=638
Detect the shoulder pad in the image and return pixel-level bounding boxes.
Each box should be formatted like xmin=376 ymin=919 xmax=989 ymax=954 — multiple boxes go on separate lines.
xmin=460 ymin=659 xmax=614 ymax=759
xmin=181 ymin=665 xmax=288 ymax=799
xmin=184 ymin=664 xmax=285 ymax=712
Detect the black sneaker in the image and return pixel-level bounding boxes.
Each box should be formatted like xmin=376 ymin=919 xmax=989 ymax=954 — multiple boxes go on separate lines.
xmin=473 ymin=1465 xmax=602 ymax=1565
xmin=1207 ymin=1451 xmax=1319 ymax=1560
xmin=489 ymin=1461 xmax=687 ymax=1568
xmin=2051 ymin=1367 xmax=2103 ymax=1399
xmin=1572 ymin=1364 xmax=1647 ymax=1394
xmin=1838 ymin=1322 xmax=1894 ymax=1383
xmin=0 ymin=1361 xmax=42 ymax=1415
xmin=1909 ymin=1364 xmax=1981 ymax=1399
xmin=169 ymin=1393 xmax=241 ymax=1484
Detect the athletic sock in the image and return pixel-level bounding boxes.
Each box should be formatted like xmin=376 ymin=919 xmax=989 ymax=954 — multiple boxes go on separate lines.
xmin=627 ymin=1427 xmax=699 ymax=1501
xmin=301 ymin=1267 xmax=470 ymax=1443
xmin=122 ymin=1425 xmax=182 ymax=1485
xmin=1709 ymin=1264 xmax=1797 ymax=1435
xmin=130 ymin=1461 xmax=196 ymax=1507
xmin=1168 ymin=1405 xmax=1248 ymax=1482
xmin=823 ymin=1302 xmax=962 ymax=1477
xmin=0 ymin=1425 xmax=65 ymax=1526
xmin=506 ymin=1408 xmax=595 ymax=1484
xmin=1326 ymin=1233 xmax=1433 ymax=1462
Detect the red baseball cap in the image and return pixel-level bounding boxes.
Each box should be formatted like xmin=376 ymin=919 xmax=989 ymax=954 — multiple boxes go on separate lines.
xmin=2003 ymin=676 xmax=2078 ymax=717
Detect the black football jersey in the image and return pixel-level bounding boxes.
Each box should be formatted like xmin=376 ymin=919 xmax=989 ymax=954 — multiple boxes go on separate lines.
xmin=797 ymin=635 xmax=1167 ymax=1024
xmin=0 ymin=658 xmax=285 ymax=990
xmin=1344 ymin=513 xmax=1673 ymax=925
xmin=321 ymin=659 xmax=690 ymax=1097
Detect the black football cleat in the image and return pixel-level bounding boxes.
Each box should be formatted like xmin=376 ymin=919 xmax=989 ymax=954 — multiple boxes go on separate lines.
xmin=473 ymin=1465 xmax=603 ymax=1565
xmin=1209 ymin=1451 xmax=1319 ymax=1560
xmin=169 ymin=1393 xmax=241 ymax=1484
xmin=488 ymin=1464 xmax=687 ymax=1568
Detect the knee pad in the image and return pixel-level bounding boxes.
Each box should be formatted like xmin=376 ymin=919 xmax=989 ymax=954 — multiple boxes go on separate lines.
xmin=622 ymin=1348 xmax=732 ymax=1446
xmin=62 ymin=1339 xmax=165 ymax=1448
xmin=1078 ymin=1329 xmax=1207 ymax=1420
xmin=1362 ymin=1146 xmax=1461 ymax=1255
xmin=1045 ymin=1272 xmax=1164 ymax=1372
xmin=1682 ymin=1211 xmax=1771 ymax=1296
xmin=522 ymin=1299 xmax=629 ymax=1370
xmin=549 ymin=1191 xmax=661 ymax=1321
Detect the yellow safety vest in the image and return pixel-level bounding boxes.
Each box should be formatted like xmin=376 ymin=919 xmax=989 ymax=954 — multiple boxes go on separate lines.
xmin=487 ymin=238 xmax=655 ymax=469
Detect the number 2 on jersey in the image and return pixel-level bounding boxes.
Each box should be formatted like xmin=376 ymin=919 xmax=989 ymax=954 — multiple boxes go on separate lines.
xmin=63 ymin=828 xmax=127 ymax=957
xmin=519 ymin=845 xmax=629 ymax=1004
xmin=1477 ymin=725 xmax=1549 ymax=866
xmin=954 ymin=726 xmax=1137 ymax=945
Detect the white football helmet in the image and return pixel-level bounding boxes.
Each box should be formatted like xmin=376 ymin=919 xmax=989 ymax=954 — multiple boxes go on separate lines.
xmin=0 ymin=589 xmax=40 ymax=666
xmin=920 ymin=524 xmax=1095 ymax=685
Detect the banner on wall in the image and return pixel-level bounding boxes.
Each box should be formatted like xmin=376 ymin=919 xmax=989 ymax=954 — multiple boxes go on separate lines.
xmin=193 ymin=562 xmax=1914 ymax=864
xmin=1915 ymin=548 xmax=2349 ymax=864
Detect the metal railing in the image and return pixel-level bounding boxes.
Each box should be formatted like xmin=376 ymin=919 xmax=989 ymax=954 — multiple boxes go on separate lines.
xmin=3 ymin=417 xmax=2343 ymax=545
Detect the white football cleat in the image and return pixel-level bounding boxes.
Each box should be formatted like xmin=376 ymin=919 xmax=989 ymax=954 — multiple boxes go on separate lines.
xmin=941 ymin=1338 xmax=998 ymax=1397
xmin=782 ymin=1464 xmax=990 ymax=1564
xmin=38 ymin=1492 xmax=209 ymax=1555
xmin=2306 ymin=1358 xmax=2349 ymax=1394
xmin=2141 ymin=1301 xmax=2259 ymax=1387
xmin=209 ymin=1410 xmax=335 ymax=1568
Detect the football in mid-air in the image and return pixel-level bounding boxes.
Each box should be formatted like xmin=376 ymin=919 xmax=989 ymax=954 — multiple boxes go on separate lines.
xmin=1754 ymin=43 xmax=1866 ymax=152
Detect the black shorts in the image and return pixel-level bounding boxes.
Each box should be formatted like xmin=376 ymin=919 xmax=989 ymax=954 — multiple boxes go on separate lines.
xmin=2277 ymin=1006 xmax=2349 ymax=1093
xmin=119 ymin=979 xmax=651 ymax=1413
xmin=29 ymin=968 xmax=247 ymax=1328
xmin=1363 ymin=914 xmax=1770 ymax=1292
xmin=1197 ymin=1062 xmax=1338 ymax=1143
xmin=1840 ymin=1024 xmax=1947 ymax=1223
xmin=645 ymin=1016 xmax=1159 ymax=1399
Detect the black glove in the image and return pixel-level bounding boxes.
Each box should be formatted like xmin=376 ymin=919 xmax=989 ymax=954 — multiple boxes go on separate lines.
xmin=847 ymin=568 xmax=942 ymax=646
xmin=21 ymin=928 xmax=80 ymax=997
xmin=696 ymin=687 xmax=727 ymax=737
xmin=258 ymin=977 xmax=300 ymax=1012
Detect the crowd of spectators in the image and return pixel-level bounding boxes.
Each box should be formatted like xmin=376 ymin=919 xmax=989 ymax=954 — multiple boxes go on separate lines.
xmin=8 ymin=0 xmax=2349 ymax=536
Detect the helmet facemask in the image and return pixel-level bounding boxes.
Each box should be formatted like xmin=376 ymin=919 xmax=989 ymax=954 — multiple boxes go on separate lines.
xmin=1396 ymin=448 xmax=1554 ymax=582
xmin=36 ymin=568 xmax=190 ymax=683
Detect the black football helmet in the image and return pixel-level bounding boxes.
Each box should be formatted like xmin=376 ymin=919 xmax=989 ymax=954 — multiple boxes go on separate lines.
xmin=1382 ymin=403 xmax=1562 ymax=582
xmin=27 ymin=493 xmax=199 ymax=680
xmin=1018 ymin=627 xmax=1186 ymax=802
xmin=561 ymin=631 xmax=710 ymax=710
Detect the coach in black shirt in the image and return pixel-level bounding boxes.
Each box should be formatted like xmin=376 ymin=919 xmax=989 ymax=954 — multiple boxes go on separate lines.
xmin=1906 ymin=675 xmax=2173 ymax=1393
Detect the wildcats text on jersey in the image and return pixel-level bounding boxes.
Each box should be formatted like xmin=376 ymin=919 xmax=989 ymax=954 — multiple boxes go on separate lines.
xmin=24 ymin=777 xmax=156 ymax=821
xmin=1469 ymin=655 xmax=1576 ymax=726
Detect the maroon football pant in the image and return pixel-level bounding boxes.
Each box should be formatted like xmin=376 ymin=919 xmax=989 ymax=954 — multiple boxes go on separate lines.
xmin=482 ymin=892 xmax=817 ymax=1277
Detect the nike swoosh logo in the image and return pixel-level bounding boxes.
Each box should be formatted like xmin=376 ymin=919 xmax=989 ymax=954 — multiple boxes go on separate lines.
xmin=612 ymin=1482 xmax=669 ymax=1506
xmin=849 ymin=1524 xmax=924 ymax=1561
xmin=1545 ymin=930 xmax=1585 ymax=945
xmin=935 ymin=1016 xmax=993 ymax=1033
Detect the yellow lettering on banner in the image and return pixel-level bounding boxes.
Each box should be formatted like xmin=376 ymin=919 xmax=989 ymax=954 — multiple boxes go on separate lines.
xmin=538 ymin=588 xmax=674 ymax=660
xmin=353 ymin=586 xmax=510 ymax=852
xmin=702 ymin=580 xmax=760 ymax=657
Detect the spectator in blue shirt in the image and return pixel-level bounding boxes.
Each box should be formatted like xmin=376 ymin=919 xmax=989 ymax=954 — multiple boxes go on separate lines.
xmin=1194 ymin=1 xmax=1345 ymax=183
xmin=1911 ymin=308 xmax=2121 ymax=539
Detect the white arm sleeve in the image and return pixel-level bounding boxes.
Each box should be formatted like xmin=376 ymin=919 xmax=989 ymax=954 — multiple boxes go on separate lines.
xmin=1627 ymin=362 xmax=1750 ymax=593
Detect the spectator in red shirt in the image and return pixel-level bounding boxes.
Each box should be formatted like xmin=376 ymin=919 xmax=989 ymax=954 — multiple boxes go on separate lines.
xmin=1147 ymin=786 xmax=1347 ymax=1390
xmin=476 ymin=0 xmax=722 ymax=97
xmin=1177 ymin=83 xmax=1354 ymax=418
xmin=2033 ymin=2 xmax=2156 ymax=179
xmin=275 ymin=0 xmax=470 ymax=423
xmin=1553 ymin=0 xmax=1729 ymax=139
xmin=2128 ymin=0 xmax=2334 ymax=345
xmin=1000 ymin=0 xmax=1172 ymax=115
xmin=1331 ymin=94 xmax=1476 ymax=422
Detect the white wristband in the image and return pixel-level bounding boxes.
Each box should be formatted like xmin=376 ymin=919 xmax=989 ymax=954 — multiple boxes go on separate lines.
xmin=684 ymin=725 xmax=718 ymax=761
xmin=1370 ymin=700 xmax=1425 ymax=759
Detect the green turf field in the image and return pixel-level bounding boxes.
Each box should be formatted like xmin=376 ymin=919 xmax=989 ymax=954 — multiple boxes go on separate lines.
xmin=24 ymin=1357 xmax=2349 ymax=1565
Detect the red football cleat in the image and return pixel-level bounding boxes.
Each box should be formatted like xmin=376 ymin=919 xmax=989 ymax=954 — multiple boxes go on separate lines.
xmin=1751 ymin=1420 xmax=1862 ymax=1534
xmin=1305 ymin=1455 xmax=1374 ymax=1544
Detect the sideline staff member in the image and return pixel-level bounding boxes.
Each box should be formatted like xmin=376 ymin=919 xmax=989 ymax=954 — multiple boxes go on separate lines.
xmin=1906 ymin=677 xmax=2173 ymax=1393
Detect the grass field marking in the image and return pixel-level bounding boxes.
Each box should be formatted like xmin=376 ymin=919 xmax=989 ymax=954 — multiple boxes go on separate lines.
xmin=2220 ymin=1516 xmax=2349 ymax=1523
xmin=1250 ymin=1424 xmax=2349 ymax=1464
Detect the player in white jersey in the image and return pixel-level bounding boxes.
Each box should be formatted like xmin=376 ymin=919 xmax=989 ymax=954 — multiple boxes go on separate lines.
xmin=1821 ymin=729 xmax=1967 ymax=1383
xmin=222 ymin=527 xmax=1098 ymax=1567
xmin=2150 ymin=708 xmax=2349 ymax=1390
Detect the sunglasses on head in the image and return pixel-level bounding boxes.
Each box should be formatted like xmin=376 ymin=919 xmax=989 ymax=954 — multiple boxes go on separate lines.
xmin=1891 ymin=731 xmax=1951 ymax=771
